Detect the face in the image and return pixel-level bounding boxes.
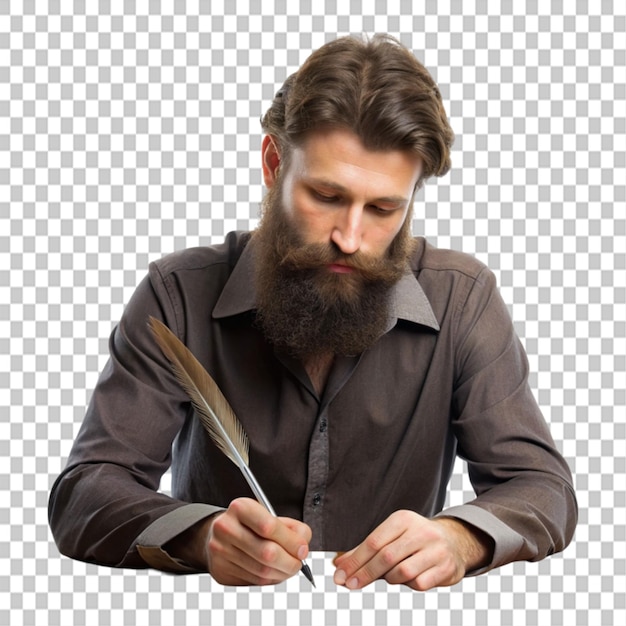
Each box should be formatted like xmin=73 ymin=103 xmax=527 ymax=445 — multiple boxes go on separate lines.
xmin=262 ymin=128 xmax=423 ymax=264
xmin=253 ymin=128 xmax=423 ymax=359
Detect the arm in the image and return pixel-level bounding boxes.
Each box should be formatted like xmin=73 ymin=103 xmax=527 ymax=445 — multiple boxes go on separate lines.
xmin=334 ymin=266 xmax=576 ymax=589
xmin=447 ymin=267 xmax=577 ymax=571
xmin=48 ymin=273 xmax=218 ymax=570
xmin=48 ymin=263 xmax=312 ymax=578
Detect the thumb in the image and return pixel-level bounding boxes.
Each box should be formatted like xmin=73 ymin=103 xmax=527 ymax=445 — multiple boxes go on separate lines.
xmin=278 ymin=517 xmax=313 ymax=544
xmin=332 ymin=550 xmax=352 ymax=567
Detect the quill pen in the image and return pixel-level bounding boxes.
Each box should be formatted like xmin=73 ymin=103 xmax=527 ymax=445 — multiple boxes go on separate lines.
xmin=148 ymin=316 xmax=315 ymax=587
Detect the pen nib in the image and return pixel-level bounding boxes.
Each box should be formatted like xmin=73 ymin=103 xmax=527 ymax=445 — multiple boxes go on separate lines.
xmin=301 ymin=561 xmax=316 ymax=587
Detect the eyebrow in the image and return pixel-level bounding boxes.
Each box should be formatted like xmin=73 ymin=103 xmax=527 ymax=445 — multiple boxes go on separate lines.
xmin=305 ymin=177 xmax=410 ymax=206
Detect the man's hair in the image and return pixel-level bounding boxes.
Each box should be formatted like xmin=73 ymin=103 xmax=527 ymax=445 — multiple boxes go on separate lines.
xmin=261 ymin=34 xmax=454 ymax=183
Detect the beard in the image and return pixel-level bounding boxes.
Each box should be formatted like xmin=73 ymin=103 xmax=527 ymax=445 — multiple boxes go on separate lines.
xmin=252 ymin=180 xmax=416 ymax=359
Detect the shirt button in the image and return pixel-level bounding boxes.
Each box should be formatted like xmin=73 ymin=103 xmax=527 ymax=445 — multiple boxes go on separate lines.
xmin=312 ymin=493 xmax=321 ymax=506
xmin=319 ymin=419 xmax=327 ymax=433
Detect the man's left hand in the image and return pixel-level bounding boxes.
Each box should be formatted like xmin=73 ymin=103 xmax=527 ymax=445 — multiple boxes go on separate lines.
xmin=333 ymin=511 xmax=494 ymax=591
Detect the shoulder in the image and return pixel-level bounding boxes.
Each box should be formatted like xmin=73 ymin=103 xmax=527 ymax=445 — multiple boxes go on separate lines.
xmin=150 ymin=231 xmax=252 ymax=280
xmin=409 ymin=238 xmax=501 ymax=324
xmin=409 ymin=237 xmax=488 ymax=281
xmin=138 ymin=231 xmax=253 ymax=331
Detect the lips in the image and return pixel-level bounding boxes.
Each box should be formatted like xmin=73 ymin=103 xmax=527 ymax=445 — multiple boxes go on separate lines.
xmin=328 ymin=263 xmax=355 ymax=274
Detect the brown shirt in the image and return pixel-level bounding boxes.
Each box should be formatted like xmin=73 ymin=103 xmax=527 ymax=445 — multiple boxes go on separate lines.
xmin=48 ymin=232 xmax=577 ymax=573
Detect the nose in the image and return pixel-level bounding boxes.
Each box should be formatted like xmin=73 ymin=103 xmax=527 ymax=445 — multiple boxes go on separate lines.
xmin=330 ymin=205 xmax=363 ymax=255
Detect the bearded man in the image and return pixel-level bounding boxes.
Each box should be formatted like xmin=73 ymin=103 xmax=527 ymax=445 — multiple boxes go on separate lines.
xmin=49 ymin=35 xmax=576 ymax=591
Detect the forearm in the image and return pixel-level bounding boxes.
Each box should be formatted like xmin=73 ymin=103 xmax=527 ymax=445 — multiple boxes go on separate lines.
xmin=438 ymin=474 xmax=578 ymax=575
xmin=161 ymin=513 xmax=221 ymax=571
xmin=49 ymin=462 xmax=187 ymax=568
xmin=433 ymin=516 xmax=494 ymax=574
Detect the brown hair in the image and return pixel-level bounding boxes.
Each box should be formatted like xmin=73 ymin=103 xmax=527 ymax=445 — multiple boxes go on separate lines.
xmin=261 ymin=34 xmax=454 ymax=182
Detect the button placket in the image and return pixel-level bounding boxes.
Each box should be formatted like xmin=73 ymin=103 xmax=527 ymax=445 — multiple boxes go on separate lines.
xmin=302 ymin=408 xmax=329 ymax=548
xmin=300 ymin=354 xmax=361 ymax=549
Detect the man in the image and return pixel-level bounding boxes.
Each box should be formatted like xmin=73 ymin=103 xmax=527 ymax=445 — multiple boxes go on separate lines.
xmin=49 ymin=34 xmax=577 ymax=590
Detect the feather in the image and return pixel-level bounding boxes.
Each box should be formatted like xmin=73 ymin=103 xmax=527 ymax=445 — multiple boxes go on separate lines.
xmin=148 ymin=316 xmax=315 ymax=586
xmin=148 ymin=316 xmax=249 ymax=467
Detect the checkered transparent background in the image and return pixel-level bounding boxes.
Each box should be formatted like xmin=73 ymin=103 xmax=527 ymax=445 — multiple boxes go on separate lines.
xmin=1 ymin=1 xmax=624 ymax=625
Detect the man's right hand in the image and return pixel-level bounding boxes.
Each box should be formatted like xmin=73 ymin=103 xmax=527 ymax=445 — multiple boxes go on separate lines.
xmin=166 ymin=497 xmax=312 ymax=586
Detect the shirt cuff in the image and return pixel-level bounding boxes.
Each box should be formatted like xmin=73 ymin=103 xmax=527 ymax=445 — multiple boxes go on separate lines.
xmin=135 ymin=502 xmax=225 ymax=573
xmin=436 ymin=504 xmax=526 ymax=575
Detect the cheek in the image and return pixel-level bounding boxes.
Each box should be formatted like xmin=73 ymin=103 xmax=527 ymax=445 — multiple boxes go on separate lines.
xmin=364 ymin=212 xmax=409 ymax=251
xmin=287 ymin=189 xmax=332 ymax=237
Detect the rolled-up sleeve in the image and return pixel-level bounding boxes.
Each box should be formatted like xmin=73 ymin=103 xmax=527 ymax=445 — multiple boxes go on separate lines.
xmin=48 ymin=269 xmax=215 ymax=569
xmin=445 ymin=267 xmax=577 ymax=569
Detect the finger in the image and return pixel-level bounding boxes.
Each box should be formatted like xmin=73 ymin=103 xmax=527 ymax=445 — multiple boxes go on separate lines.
xmin=209 ymin=510 xmax=301 ymax=583
xmin=223 ymin=499 xmax=309 ymax=574
xmin=209 ymin=540 xmax=291 ymax=586
xmin=234 ymin=500 xmax=311 ymax=561
xmin=382 ymin=549 xmax=440 ymax=587
xmin=334 ymin=532 xmax=407 ymax=588
xmin=341 ymin=537 xmax=417 ymax=589
xmin=280 ymin=516 xmax=313 ymax=547
xmin=396 ymin=559 xmax=461 ymax=591
xmin=332 ymin=551 xmax=349 ymax=566
xmin=334 ymin=511 xmax=426 ymax=589
xmin=383 ymin=537 xmax=466 ymax=590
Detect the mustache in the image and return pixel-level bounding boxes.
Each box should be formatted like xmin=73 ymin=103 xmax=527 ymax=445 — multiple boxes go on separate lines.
xmin=276 ymin=241 xmax=406 ymax=283
xmin=257 ymin=180 xmax=414 ymax=285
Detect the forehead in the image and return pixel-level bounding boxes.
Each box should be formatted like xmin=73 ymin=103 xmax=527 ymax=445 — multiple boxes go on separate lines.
xmin=289 ymin=128 xmax=423 ymax=194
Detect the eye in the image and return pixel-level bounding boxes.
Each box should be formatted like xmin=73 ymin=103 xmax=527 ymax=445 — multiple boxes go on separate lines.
xmin=368 ymin=204 xmax=395 ymax=216
xmin=312 ymin=190 xmax=340 ymax=203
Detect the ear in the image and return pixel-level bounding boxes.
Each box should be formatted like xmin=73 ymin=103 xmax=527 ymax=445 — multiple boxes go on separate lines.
xmin=262 ymin=135 xmax=281 ymax=188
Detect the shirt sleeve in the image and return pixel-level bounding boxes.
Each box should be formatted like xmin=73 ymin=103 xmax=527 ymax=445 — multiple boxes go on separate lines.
xmin=442 ymin=267 xmax=577 ymax=571
xmin=135 ymin=504 xmax=224 ymax=573
xmin=48 ymin=266 xmax=217 ymax=571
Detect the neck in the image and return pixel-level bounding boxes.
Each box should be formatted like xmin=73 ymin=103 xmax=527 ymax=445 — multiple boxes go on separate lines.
xmin=303 ymin=351 xmax=335 ymax=395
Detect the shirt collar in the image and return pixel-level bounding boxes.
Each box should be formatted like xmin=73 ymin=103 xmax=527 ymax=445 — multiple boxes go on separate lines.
xmin=212 ymin=237 xmax=440 ymax=332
